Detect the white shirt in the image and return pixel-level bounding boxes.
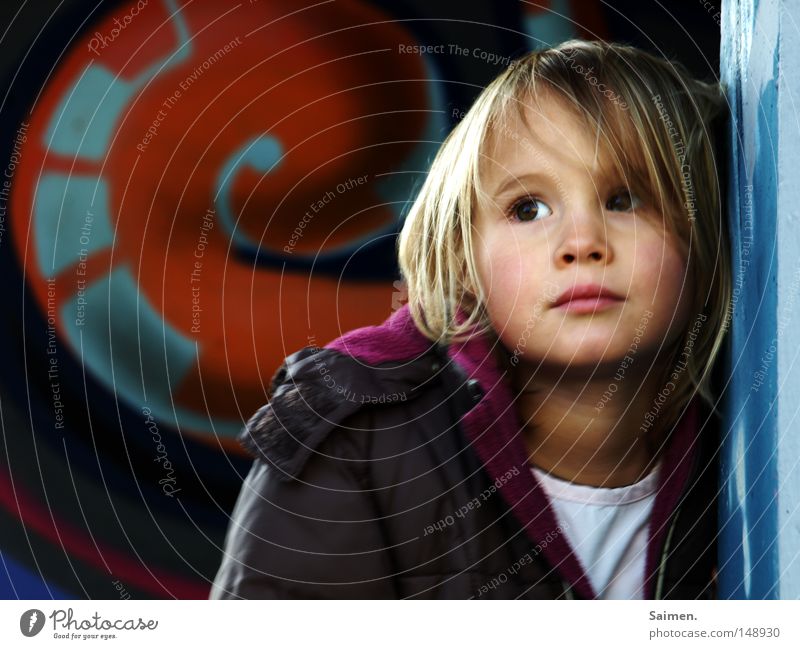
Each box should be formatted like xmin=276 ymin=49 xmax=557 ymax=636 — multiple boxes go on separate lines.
xmin=530 ymin=461 xmax=661 ymax=599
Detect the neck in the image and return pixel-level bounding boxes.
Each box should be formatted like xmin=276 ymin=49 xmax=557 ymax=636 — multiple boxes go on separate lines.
xmin=510 ymin=360 xmax=670 ymax=488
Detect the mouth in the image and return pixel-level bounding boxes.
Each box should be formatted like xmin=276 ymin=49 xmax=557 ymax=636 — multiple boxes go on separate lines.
xmin=552 ymin=284 xmax=625 ymax=314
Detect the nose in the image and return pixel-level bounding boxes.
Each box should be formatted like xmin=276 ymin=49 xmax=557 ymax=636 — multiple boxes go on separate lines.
xmin=553 ymin=205 xmax=612 ymax=268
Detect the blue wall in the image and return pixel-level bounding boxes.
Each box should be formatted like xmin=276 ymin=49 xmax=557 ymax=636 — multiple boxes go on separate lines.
xmin=720 ymin=0 xmax=780 ymax=599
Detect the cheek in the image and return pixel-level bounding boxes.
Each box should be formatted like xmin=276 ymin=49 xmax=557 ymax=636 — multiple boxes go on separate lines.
xmin=476 ymin=243 xmax=555 ymax=348
xmin=474 ymin=229 xmax=515 ymax=331
xmin=475 ymin=226 xmax=545 ymax=307
xmin=633 ymin=235 xmax=691 ymax=317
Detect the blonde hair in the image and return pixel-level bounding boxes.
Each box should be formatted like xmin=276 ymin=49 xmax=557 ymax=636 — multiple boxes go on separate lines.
xmin=397 ymin=39 xmax=731 ymax=427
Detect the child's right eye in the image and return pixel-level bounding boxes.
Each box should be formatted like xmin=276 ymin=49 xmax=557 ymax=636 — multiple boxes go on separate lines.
xmin=507 ymin=196 xmax=553 ymax=222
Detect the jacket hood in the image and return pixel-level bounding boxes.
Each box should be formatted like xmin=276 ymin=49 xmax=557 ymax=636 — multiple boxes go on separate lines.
xmin=238 ymin=305 xmax=440 ymax=479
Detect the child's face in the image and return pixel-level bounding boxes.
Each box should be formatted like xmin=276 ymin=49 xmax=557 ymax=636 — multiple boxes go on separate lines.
xmin=473 ymin=92 xmax=693 ymax=376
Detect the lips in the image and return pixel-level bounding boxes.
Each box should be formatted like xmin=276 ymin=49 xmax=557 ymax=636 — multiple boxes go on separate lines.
xmin=552 ymin=283 xmax=624 ymax=311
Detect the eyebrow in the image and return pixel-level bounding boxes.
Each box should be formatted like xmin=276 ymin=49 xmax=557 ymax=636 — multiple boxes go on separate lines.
xmin=488 ymin=171 xmax=554 ymax=198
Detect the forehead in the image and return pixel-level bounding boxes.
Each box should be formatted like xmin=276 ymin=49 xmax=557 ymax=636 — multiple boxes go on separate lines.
xmin=480 ymin=89 xmax=636 ymax=189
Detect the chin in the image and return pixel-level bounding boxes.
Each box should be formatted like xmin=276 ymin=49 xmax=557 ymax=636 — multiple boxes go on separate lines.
xmin=526 ymin=346 xmax=636 ymax=374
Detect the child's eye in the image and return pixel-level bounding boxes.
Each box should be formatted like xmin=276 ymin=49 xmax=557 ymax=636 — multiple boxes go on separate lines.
xmin=605 ymin=189 xmax=643 ymax=212
xmin=507 ymin=196 xmax=553 ymax=222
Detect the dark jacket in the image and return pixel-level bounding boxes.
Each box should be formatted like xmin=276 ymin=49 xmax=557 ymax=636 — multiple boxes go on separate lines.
xmin=210 ymin=305 xmax=718 ymax=599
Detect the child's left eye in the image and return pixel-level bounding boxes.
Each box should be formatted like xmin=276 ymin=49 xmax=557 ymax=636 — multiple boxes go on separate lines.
xmin=606 ymin=190 xmax=643 ymax=212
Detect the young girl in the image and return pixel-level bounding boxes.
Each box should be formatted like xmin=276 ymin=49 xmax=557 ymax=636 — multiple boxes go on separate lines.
xmin=210 ymin=39 xmax=730 ymax=600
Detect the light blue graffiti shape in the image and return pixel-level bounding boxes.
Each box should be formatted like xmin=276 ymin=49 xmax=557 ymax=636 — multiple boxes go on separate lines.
xmin=61 ymin=266 xmax=242 ymax=437
xmin=36 ymin=1 xmax=241 ymax=437
xmin=214 ymin=134 xmax=404 ymax=265
xmin=38 ymin=0 xmax=193 ymax=276
xmin=214 ymin=134 xmax=282 ymax=248
xmin=44 ymin=0 xmax=191 ymax=161
xmin=35 ymin=175 xmax=114 ymax=277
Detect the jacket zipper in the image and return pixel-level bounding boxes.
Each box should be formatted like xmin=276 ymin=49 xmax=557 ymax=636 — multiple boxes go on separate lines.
xmin=654 ymin=503 xmax=683 ymax=599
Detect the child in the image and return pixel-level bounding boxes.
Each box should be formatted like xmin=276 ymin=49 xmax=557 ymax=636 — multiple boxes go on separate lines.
xmin=210 ymin=39 xmax=730 ymax=600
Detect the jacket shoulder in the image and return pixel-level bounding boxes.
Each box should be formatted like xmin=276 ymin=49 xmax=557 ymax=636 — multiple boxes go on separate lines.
xmin=238 ymin=342 xmax=443 ymax=482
